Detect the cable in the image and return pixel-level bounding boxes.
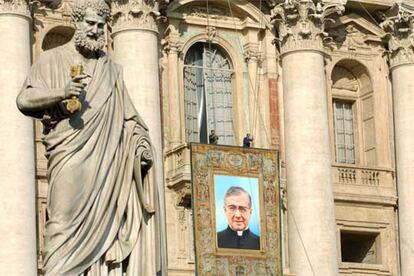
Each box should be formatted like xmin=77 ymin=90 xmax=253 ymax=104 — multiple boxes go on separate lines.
xmin=225 ymin=0 xmax=272 ymax=147
xmin=251 ymin=0 xmax=264 ymax=147
xmin=357 ymin=0 xmax=380 ymax=25
xmin=287 ymin=207 xmax=316 ymax=276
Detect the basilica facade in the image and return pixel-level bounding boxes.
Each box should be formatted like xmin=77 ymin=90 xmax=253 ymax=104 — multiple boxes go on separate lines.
xmin=1 ymin=0 xmax=413 ymax=275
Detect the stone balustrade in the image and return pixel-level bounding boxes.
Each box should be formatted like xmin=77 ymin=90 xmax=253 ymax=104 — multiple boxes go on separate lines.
xmin=332 ymin=164 xmax=396 ymax=207
xmin=333 ymin=165 xmax=394 ymax=187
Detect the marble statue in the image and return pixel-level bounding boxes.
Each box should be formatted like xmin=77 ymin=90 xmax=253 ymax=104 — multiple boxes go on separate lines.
xmin=16 ymin=0 xmax=161 ymax=274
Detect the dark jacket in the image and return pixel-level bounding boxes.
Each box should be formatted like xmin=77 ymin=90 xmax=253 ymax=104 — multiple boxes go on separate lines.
xmin=217 ymin=226 xmax=260 ymax=250
xmin=243 ymin=136 xmax=253 ymax=147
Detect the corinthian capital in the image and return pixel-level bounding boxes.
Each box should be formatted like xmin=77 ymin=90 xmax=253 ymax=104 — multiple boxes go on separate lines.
xmin=0 ymin=0 xmax=30 ymax=17
xmin=112 ymin=0 xmax=166 ymax=33
xmin=269 ymin=0 xmax=344 ymax=55
xmin=380 ymin=3 xmax=414 ymax=68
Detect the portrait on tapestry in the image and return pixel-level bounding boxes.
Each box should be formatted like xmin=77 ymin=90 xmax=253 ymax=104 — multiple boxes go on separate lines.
xmin=191 ymin=144 xmax=281 ymax=275
xmin=214 ymin=175 xmax=261 ymax=250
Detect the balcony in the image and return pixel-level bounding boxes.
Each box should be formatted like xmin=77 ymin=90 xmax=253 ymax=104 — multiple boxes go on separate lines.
xmin=165 ymin=143 xmax=192 ymax=207
xmin=332 ymin=164 xmax=396 ymax=205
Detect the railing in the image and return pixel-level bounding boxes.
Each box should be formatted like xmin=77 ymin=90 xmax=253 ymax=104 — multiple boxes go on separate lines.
xmin=332 ymin=164 xmax=394 ymax=187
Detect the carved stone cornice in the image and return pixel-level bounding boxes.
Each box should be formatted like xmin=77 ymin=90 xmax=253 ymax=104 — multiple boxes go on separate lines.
xmin=0 ymin=0 xmax=30 ymax=18
xmin=380 ymin=3 xmax=414 ymax=69
xmin=111 ymin=0 xmax=165 ymax=34
xmin=269 ymin=0 xmax=344 ymax=56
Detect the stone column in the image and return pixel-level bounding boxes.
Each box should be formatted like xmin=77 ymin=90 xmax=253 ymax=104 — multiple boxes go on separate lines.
xmin=270 ymin=1 xmax=343 ymax=275
xmin=0 ymin=1 xmax=37 ymax=275
xmin=381 ymin=4 xmax=414 ymax=275
xmin=162 ymin=22 xmax=182 ymax=149
xmin=111 ymin=0 xmax=167 ymax=274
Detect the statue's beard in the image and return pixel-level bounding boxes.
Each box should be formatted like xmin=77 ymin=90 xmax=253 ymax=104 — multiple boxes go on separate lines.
xmin=74 ymin=30 xmax=105 ymax=54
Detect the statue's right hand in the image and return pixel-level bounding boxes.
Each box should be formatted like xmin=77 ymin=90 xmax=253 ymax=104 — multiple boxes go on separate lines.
xmin=63 ymin=74 xmax=89 ymax=99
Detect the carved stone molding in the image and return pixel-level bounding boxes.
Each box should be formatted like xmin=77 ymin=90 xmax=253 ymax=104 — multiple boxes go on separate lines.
xmin=188 ymin=5 xmax=229 ymax=19
xmin=185 ymin=4 xmax=241 ymax=23
xmin=269 ymin=0 xmax=344 ymax=55
xmin=162 ymin=25 xmax=182 ymax=54
xmin=380 ymin=3 xmax=414 ymax=69
xmin=162 ymin=36 xmax=182 ymax=54
xmin=173 ymin=182 xmax=191 ymax=207
xmin=0 ymin=0 xmax=30 ymax=17
xmin=205 ymin=25 xmax=216 ymax=42
xmin=111 ymin=0 xmax=165 ymax=34
xmin=243 ymin=42 xmax=262 ymax=63
xmin=341 ymin=25 xmax=370 ymax=51
xmin=165 ymin=145 xmax=192 ymax=207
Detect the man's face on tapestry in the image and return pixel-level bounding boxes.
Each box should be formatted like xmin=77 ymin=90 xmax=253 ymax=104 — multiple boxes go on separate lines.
xmin=223 ymin=192 xmax=252 ymax=231
xmin=74 ymin=7 xmax=106 ymax=53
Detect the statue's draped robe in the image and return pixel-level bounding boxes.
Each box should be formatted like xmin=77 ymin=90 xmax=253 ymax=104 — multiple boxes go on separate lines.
xmin=21 ymin=44 xmax=160 ymax=275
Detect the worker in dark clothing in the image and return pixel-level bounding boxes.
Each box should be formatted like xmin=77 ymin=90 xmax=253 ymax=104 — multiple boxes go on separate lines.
xmin=243 ymin=133 xmax=253 ymax=148
xmin=209 ymin=129 xmax=219 ymax=145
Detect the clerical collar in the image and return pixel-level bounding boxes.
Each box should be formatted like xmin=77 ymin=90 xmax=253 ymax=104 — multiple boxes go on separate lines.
xmin=232 ymin=227 xmax=249 ymax=236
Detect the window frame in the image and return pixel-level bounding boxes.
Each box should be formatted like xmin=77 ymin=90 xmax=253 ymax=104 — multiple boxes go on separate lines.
xmin=339 ymin=229 xmax=381 ymax=265
xmin=329 ymin=64 xmax=375 ymax=166
xmin=332 ymin=99 xmax=359 ymax=164
xmin=182 ymin=42 xmax=236 ymax=145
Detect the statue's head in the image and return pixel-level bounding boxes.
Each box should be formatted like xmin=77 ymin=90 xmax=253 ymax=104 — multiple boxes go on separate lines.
xmin=71 ymin=0 xmax=110 ymax=54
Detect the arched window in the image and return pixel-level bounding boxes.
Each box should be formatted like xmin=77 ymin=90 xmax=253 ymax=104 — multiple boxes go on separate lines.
xmin=331 ymin=60 xmax=376 ymax=165
xmin=183 ymin=42 xmax=235 ymax=145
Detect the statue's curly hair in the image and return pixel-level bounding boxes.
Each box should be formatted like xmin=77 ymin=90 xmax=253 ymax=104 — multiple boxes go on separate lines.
xmin=71 ymin=0 xmax=111 ymax=23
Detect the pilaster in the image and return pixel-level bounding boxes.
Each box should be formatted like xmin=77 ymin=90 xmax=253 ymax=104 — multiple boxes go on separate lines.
xmin=162 ymin=23 xmax=183 ymax=149
xmin=243 ymin=42 xmax=263 ymax=146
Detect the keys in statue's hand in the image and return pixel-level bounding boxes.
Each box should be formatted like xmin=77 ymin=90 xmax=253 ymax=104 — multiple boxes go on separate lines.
xmin=63 ymin=73 xmax=90 ymax=114
xmin=64 ymin=74 xmax=89 ymax=99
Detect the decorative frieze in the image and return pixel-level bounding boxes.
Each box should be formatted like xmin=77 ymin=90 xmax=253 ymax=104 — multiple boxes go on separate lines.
xmin=112 ymin=0 xmax=165 ymax=33
xmin=380 ymin=3 xmax=414 ymax=69
xmin=189 ymin=6 xmax=229 ymax=19
xmin=0 ymin=0 xmax=30 ymax=17
xmin=268 ymin=0 xmax=344 ymax=55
